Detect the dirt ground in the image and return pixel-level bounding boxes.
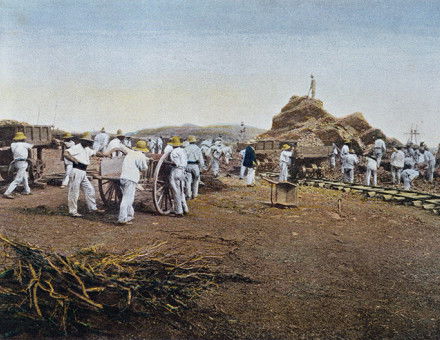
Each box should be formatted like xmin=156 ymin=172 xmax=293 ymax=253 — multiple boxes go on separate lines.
xmin=2 ymin=150 xmax=440 ymax=339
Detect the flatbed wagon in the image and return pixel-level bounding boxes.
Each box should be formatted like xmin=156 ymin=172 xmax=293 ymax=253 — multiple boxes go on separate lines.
xmin=0 ymin=124 xmax=53 ymax=182
xmin=92 ymin=152 xmax=174 ymax=215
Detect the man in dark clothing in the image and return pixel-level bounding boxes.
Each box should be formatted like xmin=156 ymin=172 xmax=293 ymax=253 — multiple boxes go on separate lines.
xmin=243 ymin=144 xmax=257 ymax=186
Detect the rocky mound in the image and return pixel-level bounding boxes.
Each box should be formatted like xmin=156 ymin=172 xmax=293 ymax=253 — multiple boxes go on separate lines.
xmin=259 ymin=95 xmax=397 ymax=150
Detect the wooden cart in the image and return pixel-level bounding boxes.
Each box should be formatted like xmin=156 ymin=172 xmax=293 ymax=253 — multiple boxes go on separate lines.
xmin=93 ymin=152 xmax=175 ymax=215
xmin=0 ymin=125 xmax=53 ymax=182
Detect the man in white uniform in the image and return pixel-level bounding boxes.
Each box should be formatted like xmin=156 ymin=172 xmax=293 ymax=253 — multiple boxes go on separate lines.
xmin=108 ymin=140 xmax=149 ymax=225
xmin=123 ymin=136 xmax=132 ymax=148
xmin=390 ymin=146 xmax=405 ymax=184
xmin=222 ymin=144 xmax=233 ymax=165
xmin=209 ymin=139 xmax=224 ymax=177
xmin=421 ymin=146 xmax=436 ymax=182
xmin=401 ymin=166 xmax=419 ymax=190
xmin=168 ymin=136 xmax=189 ymax=216
xmin=106 ymin=130 xmax=125 ymax=157
xmin=364 ymin=154 xmax=378 ymax=186
xmin=3 ymin=132 xmax=33 ymax=199
xmin=342 ymin=149 xmax=358 ymax=183
xmin=330 ymin=143 xmax=339 ymax=169
xmin=163 ymin=139 xmax=174 ymax=154
xmin=374 ymin=137 xmax=386 ymax=167
xmin=64 ymin=132 xmax=105 ymax=217
xmin=279 ymin=144 xmax=293 ymax=182
xmin=184 ymin=136 xmax=205 ymax=199
xmin=93 ymin=128 xmax=110 ymax=152
xmin=156 ymin=137 xmax=163 ymax=154
xmin=340 ymin=141 xmax=350 ymax=174
xmin=60 ymin=132 xmax=76 ymax=188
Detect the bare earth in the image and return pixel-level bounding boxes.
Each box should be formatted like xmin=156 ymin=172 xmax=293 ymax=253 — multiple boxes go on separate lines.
xmin=2 ymin=154 xmax=440 ymax=339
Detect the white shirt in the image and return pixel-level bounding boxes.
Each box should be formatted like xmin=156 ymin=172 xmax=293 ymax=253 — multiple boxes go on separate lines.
xmin=170 ymin=147 xmax=188 ymax=168
xmin=120 ymin=149 xmax=148 ymax=183
xmin=341 ymin=144 xmax=349 ymax=156
xmin=365 ymin=156 xmax=377 ymax=170
xmin=222 ymin=146 xmax=232 ymax=157
xmin=164 ymin=144 xmax=173 ymax=154
xmin=123 ymin=138 xmax=132 ymax=148
xmin=332 ymin=144 xmax=339 ymax=155
xmin=402 ymin=169 xmax=419 ymax=180
xmin=342 ymin=154 xmax=358 ymax=169
xmin=390 ymin=150 xmax=405 ymax=168
xmin=374 ymin=139 xmax=386 ymax=152
xmin=67 ymin=144 xmax=96 ymax=165
xmin=279 ymin=150 xmax=293 ymax=165
xmin=210 ymin=144 xmax=223 ymax=160
xmin=11 ymin=142 xmax=33 ymax=160
xmin=185 ymin=144 xmax=205 ymax=167
xmin=94 ymin=132 xmax=109 ymax=147
xmin=106 ymin=138 xmax=124 ymax=157
xmin=64 ymin=141 xmax=76 ymax=165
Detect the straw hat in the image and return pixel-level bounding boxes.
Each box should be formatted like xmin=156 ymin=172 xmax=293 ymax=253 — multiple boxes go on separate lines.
xmin=116 ymin=129 xmax=125 ymax=137
xmin=13 ymin=132 xmax=27 ymax=141
xmin=133 ymin=140 xmax=149 ymax=152
xmin=62 ymin=132 xmax=73 ymax=139
xmin=79 ymin=132 xmax=94 ymax=142
xmin=100 ymin=127 xmax=105 ymax=132
xmin=187 ymin=135 xmax=197 ymax=143
xmin=168 ymin=136 xmax=182 ymax=147
xmin=281 ymin=144 xmax=291 ymax=150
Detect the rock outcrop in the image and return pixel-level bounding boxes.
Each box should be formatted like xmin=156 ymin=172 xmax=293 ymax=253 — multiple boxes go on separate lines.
xmin=259 ymin=95 xmax=397 ymax=150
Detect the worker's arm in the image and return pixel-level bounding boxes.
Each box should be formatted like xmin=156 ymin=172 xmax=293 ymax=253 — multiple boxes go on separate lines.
xmin=100 ymin=147 xmax=129 ymax=157
xmin=63 ymin=151 xmax=80 ymax=164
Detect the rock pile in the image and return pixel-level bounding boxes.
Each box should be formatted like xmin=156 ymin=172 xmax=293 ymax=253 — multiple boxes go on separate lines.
xmin=259 ymin=95 xmax=398 ymax=150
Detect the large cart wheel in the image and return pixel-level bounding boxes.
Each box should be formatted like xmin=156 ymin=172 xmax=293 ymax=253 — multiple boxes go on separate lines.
xmin=98 ymin=178 xmax=122 ymax=208
xmin=153 ymin=153 xmax=173 ymax=215
xmin=29 ymin=159 xmax=45 ymax=181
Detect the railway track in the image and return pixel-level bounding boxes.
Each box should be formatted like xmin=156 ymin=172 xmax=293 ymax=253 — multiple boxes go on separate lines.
xmin=299 ymin=178 xmax=440 ymax=215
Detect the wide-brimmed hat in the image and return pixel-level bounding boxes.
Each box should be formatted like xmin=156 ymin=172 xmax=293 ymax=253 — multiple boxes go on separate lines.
xmin=281 ymin=144 xmax=291 ymax=150
xmin=62 ymin=132 xmax=73 ymax=139
xmin=168 ymin=136 xmax=182 ymax=147
xmin=79 ymin=132 xmax=94 ymax=142
xmin=187 ymin=135 xmax=197 ymax=143
xmin=116 ymin=129 xmax=125 ymax=137
xmin=100 ymin=127 xmax=105 ymax=132
xmin=13 ymin=132 xmax=27 ymax=141
xmin=133 ymin=140 xmax=149 ymax=152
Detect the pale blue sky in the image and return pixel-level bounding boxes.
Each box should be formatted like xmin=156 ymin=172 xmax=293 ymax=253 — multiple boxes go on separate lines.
xmin=1 ymin=0 xmax=439 ymax=144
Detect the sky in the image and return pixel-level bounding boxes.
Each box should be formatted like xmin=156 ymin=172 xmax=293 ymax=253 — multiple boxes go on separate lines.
xmin=1 ymin=0 xmax=439 ymax=145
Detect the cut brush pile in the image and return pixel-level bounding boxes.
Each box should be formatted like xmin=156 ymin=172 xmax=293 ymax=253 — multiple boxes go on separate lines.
xmin=0 ymin=234 xmax=253 ymax=338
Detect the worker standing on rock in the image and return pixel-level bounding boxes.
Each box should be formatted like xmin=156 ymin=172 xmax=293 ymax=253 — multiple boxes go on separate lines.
xmin=106 ymin=130 xmax=125 ymax=157
xmin=93 ymin=128 xmax=109 ymax=152
xmin=243 ymin=142 xmax=257 ymax=186
xmin=374 ymin=136 xmax=386 ymax=167
xmin=279 ymin=144 xmax=293 ymax=182
xmin=364 ymin=153 xmax=378 ymax=186
xmin=390 ymin=146 xmax=405 ymax=184
xmin=342 ymin=149 xmax=358 ymax=183
xmin=420 ymin=146 xmax=435 ymax=183
xmin=308 ymin=74 xmax=316 ymax=99
xmin=3 ymin=132 xmax=33 ymax=199
xmin=168 ymin=136 xmax=189 ymax=217
xmin=184 ymin=135 xmax=205 ymax=199
xmin=60 ymin=132 xmax=76 ymax=189
xmin=63 ymin=132 xmax=105 ymax=217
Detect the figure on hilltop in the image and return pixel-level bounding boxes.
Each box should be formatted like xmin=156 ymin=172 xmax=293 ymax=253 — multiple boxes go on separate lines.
xmin=308 ymin=74 xmax=316 ymax=99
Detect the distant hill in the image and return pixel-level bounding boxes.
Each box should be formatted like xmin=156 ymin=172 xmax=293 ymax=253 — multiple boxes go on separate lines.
xmin=132 ymin=124 xmax=266 ymax=142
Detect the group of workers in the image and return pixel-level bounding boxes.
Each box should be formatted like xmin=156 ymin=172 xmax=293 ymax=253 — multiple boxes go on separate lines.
xmin=329 ymin=137 xmax=438 ymax=190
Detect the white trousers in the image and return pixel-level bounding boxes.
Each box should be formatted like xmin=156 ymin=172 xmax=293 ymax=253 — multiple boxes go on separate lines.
xmin=5 ymin=161 xmax=30 ymax=195
xmin=246 ymin=167 xmax=255 ymax=185
xmin=212 ymin=158 xmax=220 ymax=177
xmin=375 ymin=150 xmax=383 ymax=167
xmin=343 ymin=168 xmax=354 ymax=183
xmin=118 ymin=179 xmax=136 ymax=223
xmin=170 ymin=167 xmax=188 ymax=215
xmin=240 ymin=164 xmax=247 ymax=179
xmin=68 ymin=168 xmax=97 ymax=214
xmin=62 ymin=162 xmax=73 ymax=186
xmin=391 ymin=166 xmax=402 ymax=184
xmin=330 ymin=155 xmax=336 ymax=168
xmin=186 ymin=164 xmax=201 ymax=199
xmin=365 ymin=168 xmax=377 ymax=186
xmin=279 ymin=162 xmax=289 ymax=182
xmin=402 ymin=172 xmax=418 ymax=190
xmin=426 ymin=162 xmax=435 ymax=182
